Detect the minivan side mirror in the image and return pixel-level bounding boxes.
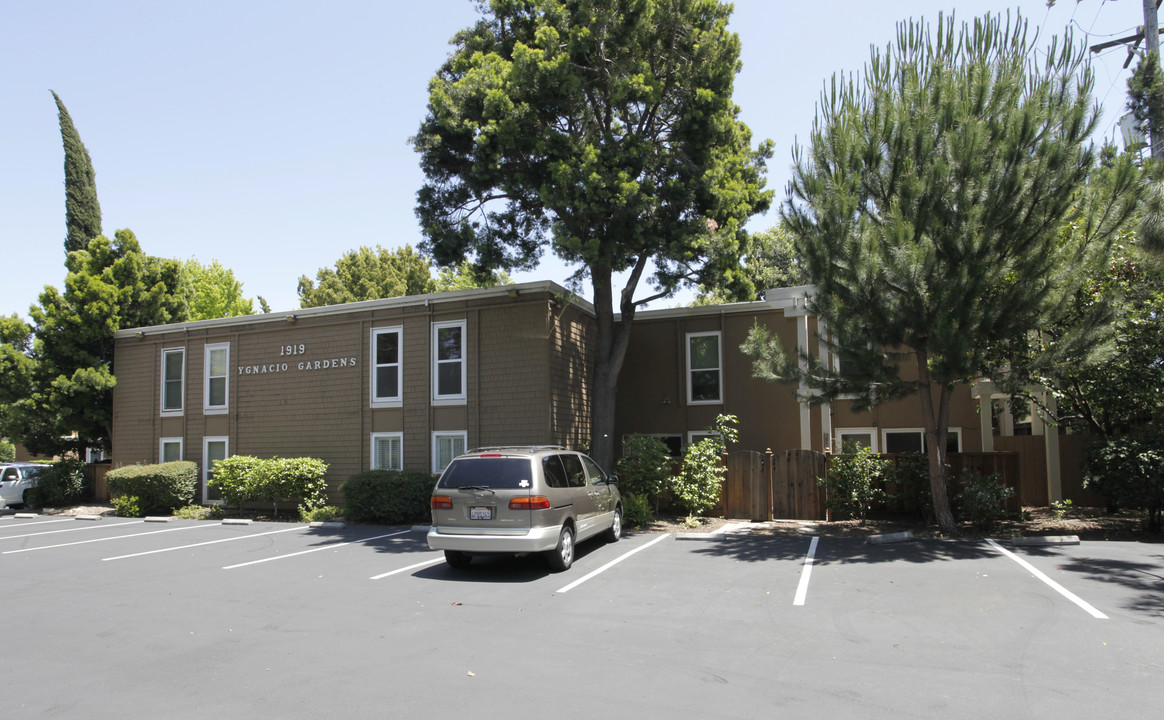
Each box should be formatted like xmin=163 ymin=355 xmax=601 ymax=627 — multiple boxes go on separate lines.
xmin=607 ymin=474 xmax=618 ymax=486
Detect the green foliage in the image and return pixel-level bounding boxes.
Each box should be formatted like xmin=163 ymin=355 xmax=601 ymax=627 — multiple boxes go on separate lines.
xmin=299 ymin=505 xmax=342 ymax=523
xmin=820 ymin=444 xmax=887 ymax=522
xmin=11 ymin=231 xmax=186 ymax=456
xmin=884 ymin=453 xmax=932 ymax=521
xmin=615 ymin=435 xmax=672 ymax=506
xmin=413 ymin=0 xmax=771 ymax=469
xmin=696 ymin=224 xmax=809 ymax=303
xmin=26 ymin=458 xmax=87 ymax=508
xmin=106 ymin=461 xmax=197 ymax=515
xmin=432 ymin=260 xmax=514 ymax=292
xmin=955 ymin=473 xmax=1014 ymax=529
xmin=744 ymin=12 xmax=1137 ymax=535
xmin=208 ymin=456 xmax=329 ymax=518
xmin=1127 ymin=51 xmax=1164 ymax=156
xmin=0 ymin=439 xmax=14 ymax=463
xmin=1050 ymin=498 xmax=1074 ymax=519
xmin=670 ymin=415 xmax=738 ymax=517
xmin=52 ymin=91 xmax=102 ymax=254
xmin=172 ymin=504 xmax=211 ymax=520
xmin=1084 ymin=431 xmax=1164 ymax=531
xmin=341 ymin=470 xmax=437 ymax=525
xmin=180 ymin=258 xmax=256 ymax=320
xmin=621 ymin=491 xmax=654 ymax=529
xmin=111 ymin=494 xmax=144 ymax=518
xmin=298 ymin=245 xmax=436 ymax=308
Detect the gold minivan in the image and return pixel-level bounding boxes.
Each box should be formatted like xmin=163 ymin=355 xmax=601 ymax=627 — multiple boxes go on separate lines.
xmin=427 ymin=446 xmax=622 ymax=571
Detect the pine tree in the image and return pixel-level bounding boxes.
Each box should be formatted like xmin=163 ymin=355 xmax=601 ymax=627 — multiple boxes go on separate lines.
xmin=52 ymin=91 xmax=102 ymax=254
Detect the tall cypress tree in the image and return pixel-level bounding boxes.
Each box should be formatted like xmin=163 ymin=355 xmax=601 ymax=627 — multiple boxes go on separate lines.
xmin=52 ymin=91 xmax=102 ymax=254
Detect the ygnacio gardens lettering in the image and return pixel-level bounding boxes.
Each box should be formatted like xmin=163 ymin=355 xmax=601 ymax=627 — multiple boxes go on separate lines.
xmin=238 ymin=344 xmax=358 ymax=376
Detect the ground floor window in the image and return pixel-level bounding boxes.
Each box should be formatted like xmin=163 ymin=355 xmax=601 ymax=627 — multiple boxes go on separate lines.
xmin=882 ymin=428 xmax=961 ymax=454
xmin=203 ymin=437 xmax=228 ymax=504
xmin=371 ymin=432 xmax=402 ymax=471
xmin=835 ymin=428 xmax=876 ymax=453
xmin=160 ymin=437 xmax=183 ymax=463
xmin=433 ymin=431 xmax=466 ymax=473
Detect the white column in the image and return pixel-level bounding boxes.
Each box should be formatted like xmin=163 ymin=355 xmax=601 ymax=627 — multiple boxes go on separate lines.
xmin=1043 ymin=392 xmax=1062 ymax=502
xmin=817 ymin=318 xmax=832 ymax=452
xmin=979 ymin=395 xmax=994 ymax=452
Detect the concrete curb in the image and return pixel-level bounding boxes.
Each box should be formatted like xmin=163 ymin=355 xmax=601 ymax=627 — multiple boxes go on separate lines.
xmin=223 ymin=518 xmax=253 ymax=526
xmin=13 ymin=513 xmax=39 ymax=519
xmin=74 ymin=514 xmax=103 ymax=521
xmin=1009 ymin=535 xmax=1080 ymax=546
xmin=867 ymin=531 xmax=914 ymax=544
xmin=309 ymin=521 xmax=346 ymax=529
xmin=145 ymin=516 xmax=173 ymax=523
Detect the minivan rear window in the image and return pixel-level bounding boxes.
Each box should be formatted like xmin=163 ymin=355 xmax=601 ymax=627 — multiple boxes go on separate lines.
xmin=436 ymin=458 xmax=533 ymax=490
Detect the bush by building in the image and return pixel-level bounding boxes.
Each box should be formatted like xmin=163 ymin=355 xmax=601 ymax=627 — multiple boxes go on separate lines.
xmin=106 ymin=461 xmax=197 ymax=515
xmin=341 ymin=470 xmax=437 ymax=525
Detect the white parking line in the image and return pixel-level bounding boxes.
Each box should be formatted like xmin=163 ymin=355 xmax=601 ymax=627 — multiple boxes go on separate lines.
xmin=556 ymin=534 xmax=671 ymax=594
xmin=103 ymin=525 xmax=307 ymax=561
xmin=0 ymin=520 xmax=144 ymax=542
xmin=985 ymin=538 xmax=1108 ymax=619
xmin=793 ymin=536 xmax=819 ymax=606
xmin=1 ymin=522 xmax=220 ymax=555
xmin=0 ymin=518 xmax=76 ymax=530
xmin=369 ymin=555 xmax=445 ymax=579
xmin=222 ymin=529 xmax=410 ymax=569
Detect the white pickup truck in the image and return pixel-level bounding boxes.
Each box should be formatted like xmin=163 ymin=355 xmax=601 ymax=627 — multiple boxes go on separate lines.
xmin=0 ymin=463 xmax=46 ymax=509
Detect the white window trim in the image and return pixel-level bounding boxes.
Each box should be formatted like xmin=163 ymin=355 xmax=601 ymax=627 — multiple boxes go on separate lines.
xmin=159 ymin=437 xmax=184 ymax=463
xmin=432 ymin=431 xmax=467 ymax=473
xmin=203 ymin=342 xmax=230 ymax=415
xmin=370 ymin=326 xmax=403 ymax=408
xmin=160 ymin=347 xmax=185 ymax=417
xmin=202 ymin=436 xmax=229 ymax=506
xmin=835 ymin=427 xmax=878 ymax=453
xmin=431 ymin=320 xmax=467 ymax=405
xmin=370 ymin=432 xmax=403 ymax=471
xmin=686 ymin=331 xmax=723 ymax=405
xmin=687 ymin=430 xmax=722 ymax=446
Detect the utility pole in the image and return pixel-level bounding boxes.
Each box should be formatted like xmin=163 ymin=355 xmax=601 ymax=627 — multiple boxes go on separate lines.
xmin=1146 ymin=0 xmax=1162 ymax=157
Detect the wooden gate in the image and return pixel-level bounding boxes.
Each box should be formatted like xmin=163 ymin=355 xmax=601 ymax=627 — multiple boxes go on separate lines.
xmin=771 ymin=449 xmax=827 ymax=520
xmin=721 ymin=450 xmax=770 ymax=521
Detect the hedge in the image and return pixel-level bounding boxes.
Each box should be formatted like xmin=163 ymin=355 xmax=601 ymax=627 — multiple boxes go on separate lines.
xmin=209 ymin=456 xmax=329 ymax=517
xmin=341 ymin=471 xmax=437 ymax=525
xmin=106 ymin=461 xmax=198 ymax=515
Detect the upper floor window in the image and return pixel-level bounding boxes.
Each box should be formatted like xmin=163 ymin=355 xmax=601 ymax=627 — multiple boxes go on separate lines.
xmin=687 ymin=331 xmax=722 ymax=404
xmin=161 ymin=348 xmax=185 ymax=416
xmin=432 ymin=320 xmax=466 ymax=403
xmin=371 ymin=327 xmax=402 ymax=407
xmin=204 ymin=343 xmax=229 ymax=413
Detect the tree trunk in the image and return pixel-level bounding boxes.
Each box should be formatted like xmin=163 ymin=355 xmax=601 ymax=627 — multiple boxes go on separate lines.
xmin=588 ymin=262 xmax=638 ymax=473
xmin=916 ymin=352 xmax=958 ymax=535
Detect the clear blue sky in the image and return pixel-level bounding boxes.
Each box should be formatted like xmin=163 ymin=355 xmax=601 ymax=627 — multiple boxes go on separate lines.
xmin=0 ymin=0 xmax=1148 ymax=318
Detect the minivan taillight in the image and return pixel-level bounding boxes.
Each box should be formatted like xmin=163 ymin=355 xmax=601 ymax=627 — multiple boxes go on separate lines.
xmin=509 ymin=496 xmax=551 ymax=510
xmin=431 ymin=496 xmax=453 ymax=510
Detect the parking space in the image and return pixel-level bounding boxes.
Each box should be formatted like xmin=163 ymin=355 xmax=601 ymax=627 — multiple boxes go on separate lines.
xmin=1 ymin=515 xmax=1161 ymax=719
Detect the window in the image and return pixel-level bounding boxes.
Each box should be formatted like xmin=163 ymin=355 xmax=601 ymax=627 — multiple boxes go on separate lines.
xmin=433 ymin=431 xmax=467 ymax=473
xmin=836 ymin=429 xmax=876 ymax=453
xmin=882 ymin=428 xmax=962 ymax=455
xmin=371 ymin=432 xmax=403 ymax=471
xmin=622 ymin=433 xmax=683 ymax=458
xmin=161 ymin=348 xmax=185 ymax=415
xmin=581 ymin=455 xmax=608 ymax=485
xmin=204 ymin=343 xmax=229 ymax=413
xmin=160 ymin=438 xmax=183 ymax=463
xmin=687 ymin=332 xmax=722 ymax=404
xmin=370 ymin=327 xmax=402 ymax=407
xmin=432 ymin=321 xmax=466 ymax=403
xmin=202 ymin=437 xmax=228 ymax=504
xmin=560 ymin=453 xmax=586 ymax=487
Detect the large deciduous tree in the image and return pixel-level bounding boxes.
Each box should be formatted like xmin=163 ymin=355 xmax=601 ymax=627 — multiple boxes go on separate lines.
xmin=11 ymin=231 xmax=186 ymax=455
xmin=297 ymin=245 xmax=437 ymax=308
xmin=413 ymin=0 xmax=771 ymax=469
xmin=52 ymin=91 xmax=102 ymax=255
xmin=180 ymin=258 xmax=257 ymax=320
xmin=742 ymin=13 xmax=1137 ymax=534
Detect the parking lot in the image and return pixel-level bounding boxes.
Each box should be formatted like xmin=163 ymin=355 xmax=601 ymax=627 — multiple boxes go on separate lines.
xmin=1 ymin=513 xmax=1161 ymax=720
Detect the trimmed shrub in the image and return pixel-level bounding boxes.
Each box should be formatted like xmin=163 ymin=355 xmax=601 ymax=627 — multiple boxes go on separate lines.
xmin=616 ymin=435 xmax=672 ymax=509
xmin=208 ymin=456 xmax=329 ymax=518
xmin=106 ymin=461 xmax=197 ymax=515
xmin=955 ymin=472 xmax=1014 ymax=529
xmin=341 ymin=471 xmax=437 ymax=525
xmin=0 ymin=439 xmax=15 ymax=463
xmin=27 ymin=459 xmax=85 ymax=508
xmin=111 ymin=495 xmax=145 ymax=518
xmin=820 ymin=444 xmax=887 ymax=522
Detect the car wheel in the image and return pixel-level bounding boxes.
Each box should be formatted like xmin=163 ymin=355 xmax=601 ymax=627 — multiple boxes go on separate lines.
xmin=604 ymin=506 xmax=622 ymax=543
xmin=444 ymin=550 xmax=472 ymax=569
xmin=546 ymin=524 xmax=575 ymax=572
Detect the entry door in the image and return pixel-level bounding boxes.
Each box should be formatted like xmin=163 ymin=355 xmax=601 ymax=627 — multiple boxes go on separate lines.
xmin=203 ymin=437 xmax=228 ymax=504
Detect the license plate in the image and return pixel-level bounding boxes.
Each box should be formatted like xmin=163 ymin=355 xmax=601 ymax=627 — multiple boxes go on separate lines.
xmin=470 ymin=506 xmax=493 ymax=521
